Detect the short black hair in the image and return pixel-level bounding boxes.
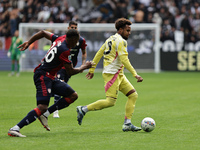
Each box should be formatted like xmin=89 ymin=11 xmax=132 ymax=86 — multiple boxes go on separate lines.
xmin=69 ymin=21 xmax=78 ymax=26
xmin=115 ymin=18 xmax=132 ymax=31
xmin=66 ymin=29 xmax=79 ymax=38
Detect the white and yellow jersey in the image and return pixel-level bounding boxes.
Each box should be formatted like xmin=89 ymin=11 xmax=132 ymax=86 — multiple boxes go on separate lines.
xmin=89 ymin=33 xmax=137 ymax=77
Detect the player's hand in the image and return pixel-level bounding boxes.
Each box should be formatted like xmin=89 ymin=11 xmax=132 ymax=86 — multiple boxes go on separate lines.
xmin=135 ymin=75 xmax=143 ymax=82
xmin=86 ymin=72 xmax=94 ymax=79
xmin=17 ymin=41 xmax=30 ymax=51
xmin=84 ymin=61 xmax=95 ymax=69
xmin=7 ymin=52 xmax=11 ymax=57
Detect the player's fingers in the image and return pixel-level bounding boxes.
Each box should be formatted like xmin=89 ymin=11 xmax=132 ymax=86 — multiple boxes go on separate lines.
xmin=86 ymin=76 xmax=91 ymax=80
xmin=85 ymin=73 xmax=90 ymax=78
xmin=19 ymin=47 xmax=25 ymax=51
xmin=137 ymin=78 xmax=143 ymax=82
xmin=17 ymin=44 xmax=23 ymax=48
xmin=18 ymin=43 xmax=26 ymax=48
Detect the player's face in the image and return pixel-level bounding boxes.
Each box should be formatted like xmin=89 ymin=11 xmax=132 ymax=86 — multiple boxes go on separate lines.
xmin=68 ymin=25 xmax=77 ymax=30
xmin=121 ymin=25 xmax=131 ymax=40
xmin=14 ymin=30 xmax=19 ymax=37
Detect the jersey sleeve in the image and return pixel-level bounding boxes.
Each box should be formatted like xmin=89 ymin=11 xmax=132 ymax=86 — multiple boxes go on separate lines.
xmin=119 ymin=55 xmax=137 ymax=77
xmin=118 ymin=40 xmax=137 ymax=77
xmin=89 ymin=43 xmax=106 ymax=73
xmin=19 ymin=38 xmax=23 ymax=45
xmin=51 ymin=34 xmax=58 ymax=42
xmin=80 ymin=38 xmax=87 ymax=50
xmin=117 ymin=40 xmax=128 ymax=56
xmin=9 ymin=37 xmax=14 ymax=52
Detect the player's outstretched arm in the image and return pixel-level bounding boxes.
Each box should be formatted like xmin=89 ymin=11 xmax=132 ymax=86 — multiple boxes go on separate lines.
xmin=17 ymin=30 xmax=53 ymax=51
xmin=81 ymin=49 xmax=87 ymax=65
xmin=119 ymin=54 xmax=143 ymax=82
xmin=64 ymin=61 xmax=95 ymax=76
xmin=17 ymin=41 xmax=29 ymax=51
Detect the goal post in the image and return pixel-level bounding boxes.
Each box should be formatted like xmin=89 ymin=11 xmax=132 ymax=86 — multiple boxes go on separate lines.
xmin=19 ymin=23 xmax=160 ymax=73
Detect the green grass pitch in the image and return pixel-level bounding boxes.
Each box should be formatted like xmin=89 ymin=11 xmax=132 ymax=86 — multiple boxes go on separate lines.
xmin=0 ymin=71 xmax=199 ymax=150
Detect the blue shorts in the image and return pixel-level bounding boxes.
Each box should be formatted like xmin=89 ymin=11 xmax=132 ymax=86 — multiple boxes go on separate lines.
xmin=56 ymin=68 xmax=71 ymax=83
xmin=34 ymin=70 xmax=75 ymax=105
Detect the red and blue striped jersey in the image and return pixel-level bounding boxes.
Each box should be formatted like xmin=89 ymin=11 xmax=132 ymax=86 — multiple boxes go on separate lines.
xmin=34 ymin=34 xmax=71 ymax=76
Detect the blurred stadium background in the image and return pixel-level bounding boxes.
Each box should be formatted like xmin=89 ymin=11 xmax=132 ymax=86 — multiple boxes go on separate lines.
xmin=0 ymin=0 xmax=200 ymax=72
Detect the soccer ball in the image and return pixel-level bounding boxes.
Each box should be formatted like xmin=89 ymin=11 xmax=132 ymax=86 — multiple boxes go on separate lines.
xmin=141 ymin=117 xmax=156 ymax=132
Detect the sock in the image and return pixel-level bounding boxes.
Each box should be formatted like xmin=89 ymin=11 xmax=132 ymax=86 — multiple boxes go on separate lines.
xmin=54 ymin=94 xmax=61 ymax=104
xmin=124 ymin=116 xmax=131 ymax=124
xmin=17 ymin=108 xmax=41 ymax=129
xmin=43 ymin=110 xmax=50 ymax=117
xmin=11 ymin=63 xmax=15 ymax=72
xmin=11 ymin=125 xmax=20 ymax=131
xmin=125 ymin=92 xmax=138 ymax=120
xmin=17 ymin=63 xmax=20 ymax=73
xmin=47 ymin=97 xmax=71 ymax=114
xmin=82 ymin=106 xmax=88 ymax=114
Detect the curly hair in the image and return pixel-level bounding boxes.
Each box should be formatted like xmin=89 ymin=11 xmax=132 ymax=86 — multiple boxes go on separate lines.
xmin=115 ymin=18 xmax=132 ymax=31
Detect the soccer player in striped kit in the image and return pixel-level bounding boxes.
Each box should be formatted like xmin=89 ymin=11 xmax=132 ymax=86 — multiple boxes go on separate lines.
xmin=53 ymin=21 xmax=87 ymax=118
xmin=76 ymin=18 xmax=143 ymax=132
xmin=8 ymin=29 xmax=93 ymax=137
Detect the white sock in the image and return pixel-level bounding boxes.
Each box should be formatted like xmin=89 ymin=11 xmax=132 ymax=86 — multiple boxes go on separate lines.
xmin=124 ymin=119 xmax=131 ymax=124
xmin=11 ymin=125 xmax=20 ymax=131
xmin=43 ymin=110 xmax=50 ymax=117
xmin=82 ymin=106 xmax=88 ymax=113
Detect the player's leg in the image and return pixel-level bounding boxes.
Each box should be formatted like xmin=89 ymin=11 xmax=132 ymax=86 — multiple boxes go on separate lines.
xmin=119 ymin=75 xmax=141 ymax=132
xmin=8 ymin=72 xmax=53 ymax=137
xmin=16 ymin=54 xmax=20 ymax=76
xmin=53 ymin=69 xmax=71 ymax=118
xmin=43 ymin=78 xmax=77 ymax=118
xmin=77 ymin=73 xmax=119 ymax=125
xmin=9 ymin=53 xmax=16 ymax=76
xmin=8 ymin=101 xmax=50 ymax=137
xmin=53 ymin=69 xmax=64 ymax=118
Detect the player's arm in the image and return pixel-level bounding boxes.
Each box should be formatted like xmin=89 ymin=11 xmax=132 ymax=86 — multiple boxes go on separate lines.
xmin=81 ymin=49 xmax=87 ymax=65
xmin=118 ymin=41 xmax=143 ymax=82
xmin=86 ymin=43 xmax=105 ymax=79
xmin=89 ymin=43 xmax=105 ymax=73
xmin=9 ymin=38 xmax=13 ymax=52
xmin=80 ymin=38 xmax=87 ymax=65
xmin=119 ymin=54 xmax=143 ymax=82
xmin=17 ymin=30 xmax=53 ymax=51
xmin=64 ymin=61 xmax=94 ymax=76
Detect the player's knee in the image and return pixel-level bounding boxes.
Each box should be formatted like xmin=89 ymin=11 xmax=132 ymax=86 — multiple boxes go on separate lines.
xmin=106 ymin=97 xmax=116 ymax=107
xmin=64 ymin=92 xmax=78 ymax=104
xmin=37 ymin=104 xmax=48 ymax=114
xmin=128 ymin=91 xmax=138 ymax=99
xmin=70 ymin=92 xmax=78 ymax=101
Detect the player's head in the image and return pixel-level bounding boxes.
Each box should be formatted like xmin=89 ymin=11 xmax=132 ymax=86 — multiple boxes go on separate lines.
xmin=115 ymin=18 xmax=132 ymax=40
xmin=14 ymin=30 xmax=19 ymax=37
xmin=66 ymin=29 xmax=80 ymax=49
xmin=68 ymin=21 xmax=78 ymax=30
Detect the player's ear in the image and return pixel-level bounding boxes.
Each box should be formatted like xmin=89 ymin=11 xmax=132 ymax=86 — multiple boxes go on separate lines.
xmin=118 ymin=28 xmax=123 ymax=34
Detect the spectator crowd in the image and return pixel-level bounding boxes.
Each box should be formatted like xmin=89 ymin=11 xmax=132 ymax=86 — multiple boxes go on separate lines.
xmin=0 ymin=0 xmax=200 ymax=44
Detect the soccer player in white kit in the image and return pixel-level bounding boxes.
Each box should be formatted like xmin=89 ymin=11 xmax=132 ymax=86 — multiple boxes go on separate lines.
xmin=77 ymin=18 xmax=143 ymax=132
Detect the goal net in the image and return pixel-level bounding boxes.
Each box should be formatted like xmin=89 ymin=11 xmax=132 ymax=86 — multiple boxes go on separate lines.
xmin=19 ymin=23 xmax=160 ymax=73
